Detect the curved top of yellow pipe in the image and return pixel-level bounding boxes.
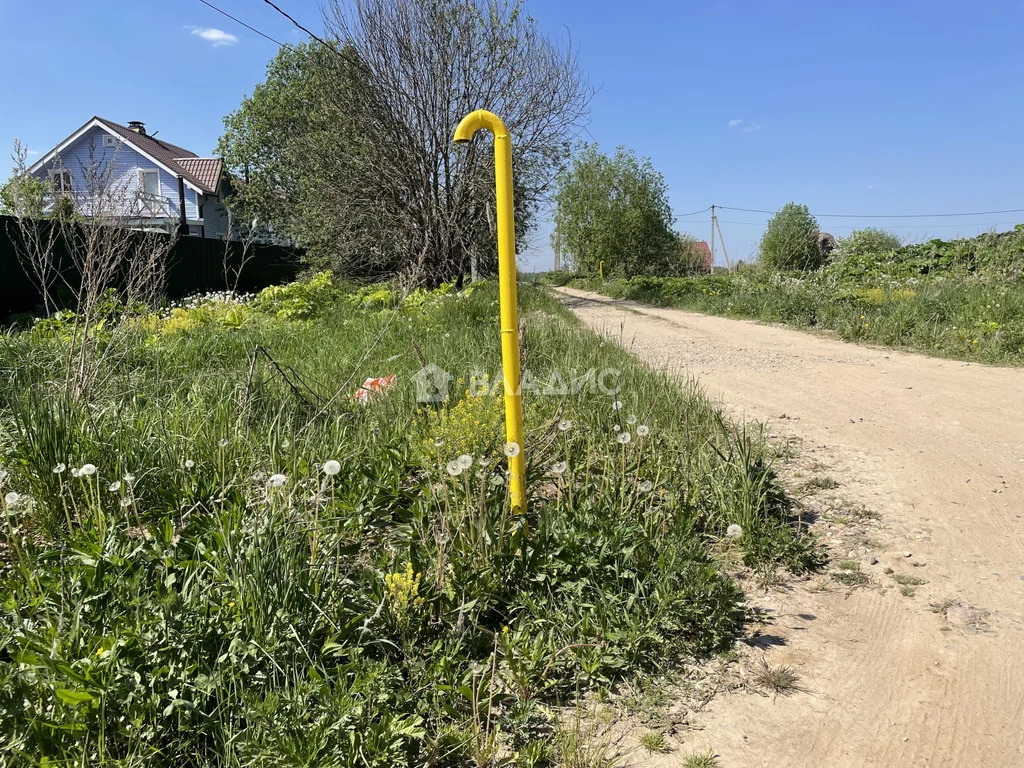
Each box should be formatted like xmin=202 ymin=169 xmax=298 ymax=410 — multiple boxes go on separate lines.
xmin=453 ymin=109 xmax=508 ymax=143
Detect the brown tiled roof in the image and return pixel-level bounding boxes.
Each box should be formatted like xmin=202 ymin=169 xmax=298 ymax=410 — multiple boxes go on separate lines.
xmin=96 ymin=117 xmax=221 ymax=193
xmin=174 ymin=158 xmax=223 ymax=194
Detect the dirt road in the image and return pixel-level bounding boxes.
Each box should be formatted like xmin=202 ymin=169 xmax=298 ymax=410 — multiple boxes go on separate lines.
xmin=554 ymin=287 xmax=1024 ymax=768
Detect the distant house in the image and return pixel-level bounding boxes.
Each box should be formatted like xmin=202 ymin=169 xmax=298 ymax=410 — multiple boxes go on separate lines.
xmin=694 ymin=240 xmax=713 ymax=273
xmin=28 ymin=117 xmax=233 ymax=239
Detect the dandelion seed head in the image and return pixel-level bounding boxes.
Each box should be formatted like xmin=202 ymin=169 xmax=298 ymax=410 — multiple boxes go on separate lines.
xmin=79 ymin=464 xmax=97 ymax=477
xmin=268 ymin=473 xmax=286 ymax=488
xmin=108 ymin=481 xmax=121 ymax=492
xmin=612 ymin=424 xmax=621 ymax=432
xmin=4 ymin=491 xmax=20 ymax=505
xmin=611 ymin=400 xmax=622 ymax=411
xmin=626 ymin=415 xmax=637 ymax=425
xmin=551 ymin=461 xmax=567 ymax=475
xmin=457 ymin=454 xmax=473 ymax=470
xmin=184 ymin=460 xmax=195 ymax=470
xmin=218 ymin=438 xmax=231 ymax=448
xmin=71 ymin=468 xmax=81 ymax=478
xmin=433 ymin=438 xmax=444 ymax=448
xmin=558 ymin=419 xmax=572 ymax=432
xmin=252 ymin=471 xmax=266 ymax=482
xmin=53 ymin=463 xmax=67 ymax=474
xmin=638 ymin=480 xmax=653 ymax=493
xmin=726 ymin=524 xmax=744 ymax=539
xmin=446 ymin=460 xmax=463 ymax=477
xmin=617 ymin=432 xmax=631 ymax=445
xmin=503 ymin=441 xmax=521 ymax=458
xmin=636 ymin=424 xmax=650 ymax=437
xmin=323 ymin=460 xmax=341 ymax=476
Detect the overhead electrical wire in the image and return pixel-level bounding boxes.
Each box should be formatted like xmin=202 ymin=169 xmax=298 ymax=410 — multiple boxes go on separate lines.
xmin=714 ymin=204 xmax=1024 ymax=219
xmin=196 ymin=0 xmax=288 ymax=46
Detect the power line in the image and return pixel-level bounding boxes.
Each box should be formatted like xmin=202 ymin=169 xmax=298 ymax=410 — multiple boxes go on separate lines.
xmin=715 ymin=204 xmax=1024 ymax=219
xmin=197 ymin=0 xmax=288 ymax=46
xmin=714 ymin=219 xmax=1019 ymax=231
xmin=261 ymin=0 xmax=334 ymax=50
xmin=676 ymin=206 xmax=711 ymax=218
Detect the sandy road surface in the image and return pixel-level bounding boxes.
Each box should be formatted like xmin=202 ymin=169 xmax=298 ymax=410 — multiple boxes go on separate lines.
xmin=554 ymin=286 xmax=1024 ymax=768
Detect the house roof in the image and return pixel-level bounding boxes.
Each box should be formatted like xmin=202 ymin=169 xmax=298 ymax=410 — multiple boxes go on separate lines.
xmin=174 ymin=158 xmax=224 ymax=194
xmin=29 ymin=117 xmax=223 ymax=195
xmin=96 ymin=118 xmax=222 ymax=194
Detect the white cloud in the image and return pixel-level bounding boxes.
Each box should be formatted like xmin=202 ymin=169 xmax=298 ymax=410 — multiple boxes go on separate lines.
xmin=741 ymin=123 xmax=763 ymax=133
xmin=728 ymin=119 xmax=743 ymax=127
xmin=190 ymin=27 xmax=239 ymax=47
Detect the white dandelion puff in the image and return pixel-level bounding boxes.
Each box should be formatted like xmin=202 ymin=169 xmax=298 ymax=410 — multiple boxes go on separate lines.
xmin=611 ymin=400 xmax=623 ymax=411
xmin=323 ymin=460 xmax=341 ymax=476
xmin=626 ymin=415 xmax=637 ymax=425
xmin=4 ymin=491 xmax=20 ymax=506
xmin=558 ymin=419 xmax=572 ymax=432
xmin=108 ymin=481 xmax=121 ymax=492
xmin=551 ymin=461 xmax=568 ymax=475
xmin=489 ymin=474 xmax=505 ymax=487
xmin=71 ymin=468 xmax=81 ymax=478
xmin=638 ymin=480 xmax=653 ymax=493
xmin=612 ymin=424 xmax=621 ymax=432
xmin=78 ymin=464 xmax=97 ymax=477
xmin=218 ymin=438 xmax=231 ymax=448
xmin=457 ymin=454 xmax=474 ymax=471
xmin=268 ymin=473 xmax=286 ymax=488
xmin=503 ymin=442 xmax=521 ymax=458
xmin=636 ymin=425 xmax=650 ymax=437
xmin=446 ymin=460 xmax=463 ymax=477
xmin=120 ymin=498 xmax=133 ymax=508
xmin=726 ymin=524 xmax=744 ymax=539
xmin=53 ymin=463 xmax=67 ymax=474
xmin=616 ymin=432 xmax=631 ymax=445
xmin=433 ymin=438 xmax=444 ymax=448
xmin=184 ymin=460 xmax=195 ymax=470
xmin=124 ymin=473 xmax=136 ymax=486
xmin=252 ymin=471 xmax=266 ymax=482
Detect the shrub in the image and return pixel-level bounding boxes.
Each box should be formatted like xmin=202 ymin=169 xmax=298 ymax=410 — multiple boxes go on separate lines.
xmin=759 ymin=203 xmax=822 ymax=271
xmin=252 ymin=270 xmax=339 ymax=320
xmin=835 ymin=228 xmax=902 ymax=261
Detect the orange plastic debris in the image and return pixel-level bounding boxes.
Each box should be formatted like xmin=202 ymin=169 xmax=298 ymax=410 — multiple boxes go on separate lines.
xmin=353 ymin=374 xmax=396 ymax=404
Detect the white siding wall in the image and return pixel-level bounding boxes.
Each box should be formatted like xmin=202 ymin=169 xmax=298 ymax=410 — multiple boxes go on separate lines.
xmin=32 ymin=126 xmax=199 ymax=221
xmin=201 ymin=196 xmax=231 ymax=239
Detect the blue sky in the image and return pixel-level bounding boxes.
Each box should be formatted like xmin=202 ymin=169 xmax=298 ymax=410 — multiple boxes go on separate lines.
xmin=2 ymin=0 xmax=1022 ymax=269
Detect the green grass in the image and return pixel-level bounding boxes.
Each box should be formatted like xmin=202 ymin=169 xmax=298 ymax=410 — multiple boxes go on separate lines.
xmin=0 ymin=276 xmax=818 ymax=766
xmin=681 ymin=751 xmax=718 ymax=768
xmin=552 ymin=226 xmax=1024 ymax=364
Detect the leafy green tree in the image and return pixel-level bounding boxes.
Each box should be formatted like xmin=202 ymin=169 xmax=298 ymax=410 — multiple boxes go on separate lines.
xmin=759 ymin=202 xmax=822 ymax=271
xmin=553 ymin=144 xmax=679 ymax=278
xmin=835 ymin=228 xmax=902 ymax=261
xmin=1 ymin=151 xmax=49 ymax=219
xmin=219 ymin=0 xmax=590 ymax=284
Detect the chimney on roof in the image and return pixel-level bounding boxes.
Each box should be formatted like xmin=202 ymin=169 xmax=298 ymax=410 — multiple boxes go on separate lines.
xmin=127 ymin=121 xmax=147 ymax=135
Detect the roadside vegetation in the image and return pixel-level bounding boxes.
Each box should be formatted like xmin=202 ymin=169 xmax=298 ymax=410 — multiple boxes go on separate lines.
xmin=0 ymin=274 xmax=818 ymax=766
xmin=548 ymin=223 xmax=1024 ymax=365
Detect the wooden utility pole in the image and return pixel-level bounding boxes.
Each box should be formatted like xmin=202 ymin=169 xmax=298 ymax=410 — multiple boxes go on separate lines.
xmin=710 ymin=204 xmax=716 ymax=266
xmin=714 ymin=214 xmax=731 ymax=270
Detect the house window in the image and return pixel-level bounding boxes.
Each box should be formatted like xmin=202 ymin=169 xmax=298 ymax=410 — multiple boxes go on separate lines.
xmin=48 ymin=168 xmax=73 ymax=193
xmin=139 ymin=170 xmax=160 ymax=197
xmin=103 ymin=135 xmax=118 ymax=148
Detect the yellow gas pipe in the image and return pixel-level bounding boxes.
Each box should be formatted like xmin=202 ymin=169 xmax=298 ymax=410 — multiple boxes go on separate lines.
xmin=453 ymin=110 xmax=526 ymax=516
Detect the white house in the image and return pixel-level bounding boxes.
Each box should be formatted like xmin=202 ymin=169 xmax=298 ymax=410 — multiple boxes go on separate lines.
xmin=28 ymin=116 xmax=233 ymax=238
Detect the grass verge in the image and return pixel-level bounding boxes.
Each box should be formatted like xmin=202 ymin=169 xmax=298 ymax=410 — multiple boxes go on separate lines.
xmin=0 ymin=277 xmax=818 ymax=766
